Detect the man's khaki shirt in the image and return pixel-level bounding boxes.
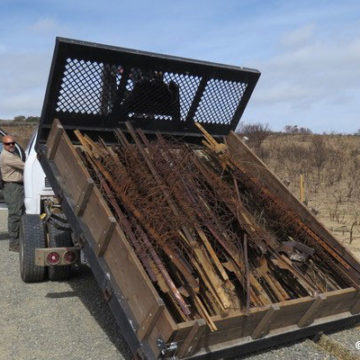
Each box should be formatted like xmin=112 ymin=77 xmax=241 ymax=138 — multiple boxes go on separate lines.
xmin=0 ymin=149 xmax=24 ymax=183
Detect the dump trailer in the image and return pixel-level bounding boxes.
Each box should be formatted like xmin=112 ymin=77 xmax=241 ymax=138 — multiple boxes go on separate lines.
xmin=25 ymin=38 xmax=360 ymax=359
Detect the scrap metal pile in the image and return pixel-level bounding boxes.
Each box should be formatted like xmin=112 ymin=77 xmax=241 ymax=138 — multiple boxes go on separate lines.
xmin=75 ymin=123 xmax=360 ymax=330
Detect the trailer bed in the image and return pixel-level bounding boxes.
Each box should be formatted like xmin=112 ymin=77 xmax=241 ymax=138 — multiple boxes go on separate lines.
xmin=38 ymin=119 xmax=360 ymax=359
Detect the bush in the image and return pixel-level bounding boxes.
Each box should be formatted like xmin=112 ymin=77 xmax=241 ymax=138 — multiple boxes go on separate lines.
xmin=284 ymin=125 xmax=312 ymax=134
xmin=26 ymin=116 xmax=40 ymax=123
xmin=237 ymin=122 xmax=271 ymax=152
xmin=13 ymin=115 xmax=26 ymax=122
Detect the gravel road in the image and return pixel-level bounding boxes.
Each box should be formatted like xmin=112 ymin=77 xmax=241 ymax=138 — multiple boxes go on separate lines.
xmin=0 ymin=207 xmax=359 ymax=360
xmin=0 ymin=208 xmax=131 ymax=360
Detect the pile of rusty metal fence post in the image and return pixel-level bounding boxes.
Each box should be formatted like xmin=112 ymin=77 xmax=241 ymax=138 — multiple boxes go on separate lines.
xmin=74 ymin=123 xmax=360 ymax=330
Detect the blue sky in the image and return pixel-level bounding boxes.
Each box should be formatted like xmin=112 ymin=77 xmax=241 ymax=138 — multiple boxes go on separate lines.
xmin=0 ymin=0 xmax=359 ymax=133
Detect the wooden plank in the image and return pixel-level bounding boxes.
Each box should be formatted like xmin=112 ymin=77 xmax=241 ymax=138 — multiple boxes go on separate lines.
xmin=251 ymin=304 xmax=280 ymax=339
xmin=193 ymin=294 xmax=217 ymax=331
xmin=190 ymin=252 xmax=231 ymax=312
xmin=195 ymin=225 xmax=229 ymax=281
xmin=350 ymin=290 xmax=360 ymax=314
xmin=177 ymin=319 xmax=206 ymax=358
xmin=95 ymin=217 xmax=117 ymax=257
xmin=81 ymin=189 xmax=115 ymax=243
xmin=47 ymin=121 xmax=178 ymax=359
xmin=74 ymin=178 xmax=94 ymax=216
xmin=269 ymin=297 xmax=315 ymax=329
xmin=48 ymin=123 xmax=96 ymax=205
xmin=173 ymin=308 xmax=277 ymax=351
xmin=173 ymin=287 xmax=358 ymax=350
xmin=316 ymin=288 xmax=357 ymax=318
xmin=298 ymin=294 xmax=327 ymax=327
xmin=137 ymin=300 xmax=165 ymax=341
xmin=103 ymin=225 xmax=169 ymax=321
xmin=299 ymin=174 xmax=305 ymax=203
xmin=104 ymin=227 xmax=177 ymax=357
xmin=256 ymin=257 xmax=289 ymax=302
xmin=47 ymin=118 xmax=64 ymax=160
xmin=50 ymin=136 xmax=88 ymax=201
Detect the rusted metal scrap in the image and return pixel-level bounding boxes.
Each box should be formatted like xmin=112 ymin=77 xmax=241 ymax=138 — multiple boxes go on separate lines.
xmin=73 ymin=123 xmax=360 ymax=330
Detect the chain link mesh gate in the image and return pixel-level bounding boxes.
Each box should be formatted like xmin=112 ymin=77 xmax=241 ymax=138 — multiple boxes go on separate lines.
xmin=37 ymin=37 xmax=260 ymax=145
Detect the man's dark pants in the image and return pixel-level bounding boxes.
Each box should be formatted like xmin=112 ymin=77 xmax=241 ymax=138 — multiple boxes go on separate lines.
xmin=3 ymin=182 xmax=24 ymax=246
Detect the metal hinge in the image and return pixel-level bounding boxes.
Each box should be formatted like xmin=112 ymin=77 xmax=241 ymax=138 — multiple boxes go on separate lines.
xmin=157 ymin=338 xmax=178 ymax=359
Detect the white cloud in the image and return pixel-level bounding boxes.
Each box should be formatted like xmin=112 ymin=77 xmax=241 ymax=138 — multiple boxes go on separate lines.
xmin=0 ymin=92 xmax=44 ymax=116
xmin=29 ymin=18 xmax=69 ymax=35
xmin=281 ymin=24 xmax=315 ymax=48
xmin=251 ymin=36 xmax=360 ymax=110
xmin=0 ymin=52 xmax=51 ymax=118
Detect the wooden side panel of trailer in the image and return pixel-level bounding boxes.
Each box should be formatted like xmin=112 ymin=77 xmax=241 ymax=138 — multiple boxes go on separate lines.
xmin=172 ymin=287 xmax=359 ymax=357
xmin=46 ymin=119 xmax=177 ymax=358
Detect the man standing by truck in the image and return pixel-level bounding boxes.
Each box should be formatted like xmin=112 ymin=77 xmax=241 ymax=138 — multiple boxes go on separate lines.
xmin=0 ymin=135 xmax=24 ymax=252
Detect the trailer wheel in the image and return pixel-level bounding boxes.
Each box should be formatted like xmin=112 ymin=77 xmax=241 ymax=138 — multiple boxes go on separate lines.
xmin=48 ymin=223 xmax=73 ymax=281
xmin=19 ymin=214 xmax=47 ymax=283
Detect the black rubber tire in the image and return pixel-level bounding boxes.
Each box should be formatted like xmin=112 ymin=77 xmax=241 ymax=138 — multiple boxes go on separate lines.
xmin=47 ymin=223 xmax=73 ymax=281
xmin=19 ymin=214 xmax=47 ymax=283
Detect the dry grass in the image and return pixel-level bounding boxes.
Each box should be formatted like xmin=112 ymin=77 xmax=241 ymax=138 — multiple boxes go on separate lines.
xmin=255 ymin=133 xmax=360 ymax=260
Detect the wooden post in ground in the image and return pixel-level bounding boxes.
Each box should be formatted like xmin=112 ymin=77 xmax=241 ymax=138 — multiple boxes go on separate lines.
xmin=299 ymin=174 xmax=305 ymax=204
